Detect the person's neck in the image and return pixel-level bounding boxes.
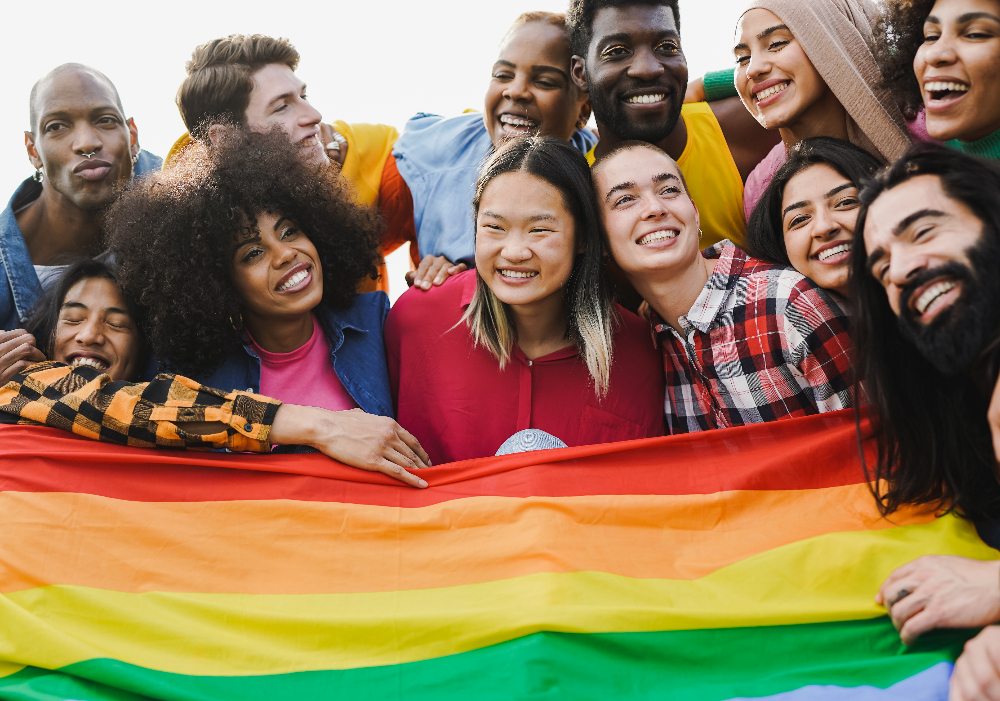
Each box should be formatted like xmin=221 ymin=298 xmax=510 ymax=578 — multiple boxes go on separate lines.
xmin=14 ymin=185 xmax=104 ymax=265
xmin=508 ymin=293 xmax=573 ymax=360
xmin=950 ymin=124 xmax=1000 ymax=160
xmin=778 ymin=93 xmax=850 ymax=151
xmin=246 ymin=311 xmax=314 ymax=353
xmin=634 ymin=254 xmax=717 ymax=333
xmin=592 ymin=114 xmax=689 ymax=161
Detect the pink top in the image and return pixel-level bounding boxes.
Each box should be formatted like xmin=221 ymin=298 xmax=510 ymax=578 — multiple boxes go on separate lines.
xmin=249 ymin=315 xmax=359 ymax=412
xmin=741 ymin=109 xmax=937 ymax=221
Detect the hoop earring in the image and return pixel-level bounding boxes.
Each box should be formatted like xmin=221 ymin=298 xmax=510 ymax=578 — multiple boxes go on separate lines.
xmin=131 ymin=152 xmax=139 ymax=166
xmin=32 ymin=168 xmax=42 ymax=183
xmin=698 ymin=228 xmax=704 ymax=241
xmin=230 ymin=312 xmax=243 ymax=332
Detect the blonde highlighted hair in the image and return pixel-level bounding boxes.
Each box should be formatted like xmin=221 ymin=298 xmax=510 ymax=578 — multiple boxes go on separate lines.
xmin=463 ymin=136 xmax=618 ymax=398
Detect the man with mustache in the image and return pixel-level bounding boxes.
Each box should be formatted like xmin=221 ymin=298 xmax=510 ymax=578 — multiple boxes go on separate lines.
xmin=853 ymin=144 xmax=1000 ymax=701
xmin=0 ymin=64 xmax=160 ymax=383
xmin=567 ymin=0 xmax=780 ymax=249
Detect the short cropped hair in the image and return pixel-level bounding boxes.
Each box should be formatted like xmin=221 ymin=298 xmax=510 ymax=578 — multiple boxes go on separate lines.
xmin=566 ymin=0 xmax=681 ymax=57
xmin=177 ymin=34 xmax=300 ymax=139
xmin=29 ymin=64 xmax=124 ymax=133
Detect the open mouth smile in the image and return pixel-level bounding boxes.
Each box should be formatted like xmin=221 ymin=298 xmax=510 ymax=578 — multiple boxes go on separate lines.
xmin=626 ymin=93 xmax=665 ymax=105
xmin=276 ymin=263 xmax=313 ymax=293
xmin=68 ymin=354 xmax=109 ymax=371
xmin=637 ymin=228 xmax=679 ymax=245
xmin=752 ymin=80 xmax=790 ymax=107
xmin=814 ymin=242 xmax=851 ymax=264
xmin=498 ymin=269 xmax=538 ymax=279
xmin=499 ymin=114 xmax=539 ymax=133
xmin=924 ymin=80 xmax=969 ymax=107
xmin=911 ymin=278 xmax=960 ymax=320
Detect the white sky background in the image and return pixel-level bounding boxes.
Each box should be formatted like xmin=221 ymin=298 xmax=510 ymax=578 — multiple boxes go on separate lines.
xmin=0 ymin=0 xmax=747 ymax=301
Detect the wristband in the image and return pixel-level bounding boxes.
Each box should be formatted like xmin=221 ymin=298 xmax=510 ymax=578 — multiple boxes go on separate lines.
xmin=703 ymin=68 xmax=739 ymax=102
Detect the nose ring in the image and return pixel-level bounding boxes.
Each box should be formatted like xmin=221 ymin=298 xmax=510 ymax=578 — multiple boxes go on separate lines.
xmin=82 ymin=151 xmax=96 ymax=159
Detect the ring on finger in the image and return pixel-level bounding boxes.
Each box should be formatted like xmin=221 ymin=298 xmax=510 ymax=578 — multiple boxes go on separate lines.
xmin=889 ymin=589 xmax=912 ymax=610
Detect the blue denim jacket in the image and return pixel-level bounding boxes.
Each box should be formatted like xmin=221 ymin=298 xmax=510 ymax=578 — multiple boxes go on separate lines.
xmin=172 ymin=292 xmax=394 ymax=418
xmin=0 ymin=150 xmax=162 ymax=330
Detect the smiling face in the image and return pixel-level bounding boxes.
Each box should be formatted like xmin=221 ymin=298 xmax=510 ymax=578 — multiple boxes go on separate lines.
xmin=594 ymin=146 xmax=700 ymax=282
xmin=734 ymin=9 xmax=836 ymax=133
xmin=245 ymin=63 xmax=327 ymax=164
xmin=475 ymin=171 xmax=578 ymax=311
xmin=52 ymin=276 xmax=140 ymax=381
xmin=484 ymin=22 xmax=588 ymax=146
xmin=862 ymin=173 xmax=1000 ymax=373
xmin=915 ymin=0 xmax=1000 ymax=142
xmin=230 ymin=211 xmax=325 ymax=326
xmin=780 ymin=164 xmax=859 ymax=296
xmin=26 ymin=68 xmax=138 ymax=212
xmin=575 ymin=4 xmax=688 ymax=144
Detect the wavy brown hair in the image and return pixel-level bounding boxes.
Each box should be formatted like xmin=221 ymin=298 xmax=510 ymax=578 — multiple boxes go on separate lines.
xmin=105 ymin=127 xmax=381 ymax=377
xmin=874 ymin=0 xmax=934 ymax=118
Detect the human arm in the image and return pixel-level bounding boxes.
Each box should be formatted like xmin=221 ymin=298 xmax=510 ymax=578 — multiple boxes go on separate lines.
xmin=951 ymin=626 xmax=1000 ymax=701
xmin=875 ymin=555 xmax=1000 ymax=645
xmin=686 ymin=68 xmax=741 ymax=104
xmin=0 ymin=362 xmax=430 ymax=487
xmin=405 ymin=255 xmax=468 ymax=290
xmin=0 ymin=329 xmax=47 ymax=386
xmin=320 ymin=123 xmax=348 ymax=168
xmin=709 ymin=96 xmax=782 ymax=183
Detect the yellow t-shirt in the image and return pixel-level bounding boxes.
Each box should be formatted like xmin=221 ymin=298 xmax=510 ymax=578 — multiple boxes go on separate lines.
xmin=586 ymin=102 xmax=745 ymax=249
xmin=163 ymin=122 xmax=400 ymax=294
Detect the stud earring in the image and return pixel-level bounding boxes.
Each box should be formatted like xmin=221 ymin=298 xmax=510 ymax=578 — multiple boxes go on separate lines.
xmin=576 ymin=118 xmax=588 ymax=130
xmin=131 ymin=152 xmax=139 ymax=166
xmin=32 ymin=168 xmax=43 ymax=183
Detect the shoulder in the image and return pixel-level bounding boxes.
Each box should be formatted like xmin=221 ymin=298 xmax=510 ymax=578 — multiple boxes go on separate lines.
xmin=319 ymin=291 xmax=390 ymax=335
xmin=742 ymin=260 xmax=847 ymax=324
xmin=611 ymin=305 xmax=659 ymax=359
xmin=334 ymin=121 xmax=400 ymax=148
xmin=386 ymin=270 xmax=472 ymax=331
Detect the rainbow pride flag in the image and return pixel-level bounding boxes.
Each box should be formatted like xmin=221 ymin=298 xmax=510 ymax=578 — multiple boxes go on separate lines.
xmin=0 ymin=411 xmax=995 ymax=700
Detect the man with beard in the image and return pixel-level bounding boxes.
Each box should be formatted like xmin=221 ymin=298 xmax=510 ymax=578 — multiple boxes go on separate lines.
xmin=0 ymin=64 xmax=161 ymax=383
xmin=853 ymin=144 xmax=1000 ymax=701
xmin=567 ymin=0 xmax=780 ymax=248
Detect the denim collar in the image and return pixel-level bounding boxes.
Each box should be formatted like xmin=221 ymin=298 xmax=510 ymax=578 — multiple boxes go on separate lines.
xmin=0 ymin=178 xmax=44 ymax=322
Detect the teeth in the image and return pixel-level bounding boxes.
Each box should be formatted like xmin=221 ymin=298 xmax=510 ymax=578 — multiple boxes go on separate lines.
xmin=627 ymin=94 xmax=665 ymax=104
xmin=500 ymin=115 xmax=537 ymax=128
xmin=70 ymin=357 xmax=107 ymax=370
xmin=637 ymin=230 xmax=678 ymax=245
xmin=755 ymin=82 xmax=789 ymax=101
xmin=499 ymin=270 xmax=538 ymax=279
xmin=925 ymin=81 xmax=969 ymax=95
xmin=278 ymin=269 xmax=308 ymax=291
xmin=818 ymin=243 xmax=851 ymax=261
xmin=915 ymin=280 xmax=958 ymax=315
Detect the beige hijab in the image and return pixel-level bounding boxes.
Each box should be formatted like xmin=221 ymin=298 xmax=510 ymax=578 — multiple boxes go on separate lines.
xmin=741 ymin=0 xmax=911 ymax=163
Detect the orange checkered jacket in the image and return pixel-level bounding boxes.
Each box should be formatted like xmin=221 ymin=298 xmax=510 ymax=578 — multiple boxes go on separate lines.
xmin=0 ymin=362 xmax=281 ymax=452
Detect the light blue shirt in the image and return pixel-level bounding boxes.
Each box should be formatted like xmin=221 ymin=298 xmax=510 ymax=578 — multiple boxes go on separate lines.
xmin=392 ymin=113 xmax=597 ymax=268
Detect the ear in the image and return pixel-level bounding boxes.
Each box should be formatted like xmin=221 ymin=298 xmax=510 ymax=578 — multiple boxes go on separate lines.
xmin=571 ymin=55 xmax=589 ymax=93
xmin=577 ymin=99 xmax=592 ymax=128
xmin=24 ymin=131 xmax=42 ymax=170
xmin=206 ymin=123 xmax=227 ymax=146
xmin=126 ymin=118 xmax=140 ymax=159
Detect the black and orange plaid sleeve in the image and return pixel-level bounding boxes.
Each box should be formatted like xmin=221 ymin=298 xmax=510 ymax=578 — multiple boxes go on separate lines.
xmin=0 ymin=361 xmax=281 ymax=452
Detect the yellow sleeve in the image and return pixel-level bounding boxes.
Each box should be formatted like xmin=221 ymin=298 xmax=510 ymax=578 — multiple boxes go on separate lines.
xmin=333 ymin=121 xmax=400 ymax=207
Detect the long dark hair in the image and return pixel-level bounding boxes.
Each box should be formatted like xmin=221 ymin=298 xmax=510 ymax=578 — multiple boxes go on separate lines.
xmin=852 ymin=143 xmax=1000 ymax=520
xmin=746 ymin=138 xmax=881 ymax=267
xmin=24 ymin=257 xmax=149 ymax=376
xmin=464 ymin=135 xmax=618 ymax=397
xmin=105 ymin=127 xmax=381 ymax=377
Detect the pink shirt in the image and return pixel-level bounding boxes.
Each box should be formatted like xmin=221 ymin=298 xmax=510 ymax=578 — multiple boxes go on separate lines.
xmin=249 ymin=316 xmax=358 ymax=412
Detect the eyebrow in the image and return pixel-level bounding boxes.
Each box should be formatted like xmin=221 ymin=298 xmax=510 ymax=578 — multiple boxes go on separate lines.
xmin=894 ymin=208 xmax=945 ymax=237
xmin=480 ymin=211 xmax=557 ymax=223
xmin=927 ymin=11 xmax=1000 ymax=23
xmin=782 ymin=183 xmax=855 ymax=218
xmin=61 ymin=302 xmax=130 ymax=316
xmin=273 ymin=216 xmax=289 ymax=230
xmin=493 ymin=60 xmax=568 ymax=80
xmin=758 ymin=24 xmax=789 ymax=40
xmin=604 ymin=172 xmax=679 ymax=201
xmin=266 ymin=86 xmax=305 ymax=110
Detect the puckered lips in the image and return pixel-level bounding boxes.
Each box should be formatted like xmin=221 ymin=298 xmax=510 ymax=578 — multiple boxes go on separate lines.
xmin=908 ymin=275 xmax=962 ymax=324
xmin=812 ymin=240 xmax=852 ymax=266
xmin=275 ymin=262 xmax=313 ymax=294
xmin=636 ymin=225 xmax=681 ymax=248
xmin=73 ymin=158 xmax=113 ymax=182
xmin=923 ymin=76 xmax=970 ymax=113
xmin=496 ymin=112 xmax=541 ymax=137
xmin=751 ymin=78 xmax=791 ymax=108
xmin=496 ymin=266 xmax=540 ymax=286
xmin=65 ymin=351 xmax=111 ymax=372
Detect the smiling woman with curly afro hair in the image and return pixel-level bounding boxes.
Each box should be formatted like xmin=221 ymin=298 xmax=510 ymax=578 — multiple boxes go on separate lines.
xmin=105 ymin=127 xmax=382 ymax=378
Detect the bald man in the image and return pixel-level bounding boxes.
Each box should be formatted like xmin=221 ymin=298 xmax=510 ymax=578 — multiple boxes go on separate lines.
xmin=0 ymin=64 xmax=161 ymax=381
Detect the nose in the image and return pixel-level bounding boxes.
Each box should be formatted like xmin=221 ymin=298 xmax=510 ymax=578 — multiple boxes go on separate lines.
xmin=500 ymin=232 xmax=532 ymax=262
xmin=922 ymin=33 xmax=958 ymax=67
xmin=298 ymin=97 xmax=323 ymax=128
xmin=745 ymin=50 xmax=771 ymax=82
xmin=640 ymin=193 xmax=669 ymax=222
xmin=75 ymin=316 xmax=106 ymax=346
xmin=885 ymin=245 xmax=928 ymax=292
xmin=273 ymin=239 xmax=298 ymax=268
xmin=72 ymin=123 xmax=103 ymax=157
xmin=811 ymin=207 xmax=840 ymax=240
xmin=627 ymin=46 xmax=666 ymax=82
xmin=502 ymin=73 xmax=533 ymax=103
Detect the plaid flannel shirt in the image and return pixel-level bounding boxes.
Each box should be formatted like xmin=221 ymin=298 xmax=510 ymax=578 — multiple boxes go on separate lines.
xmin=0 ymin=361 xmax=281 ymax=451
xmin=654 ymin=241 xmax=854 ymax=434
